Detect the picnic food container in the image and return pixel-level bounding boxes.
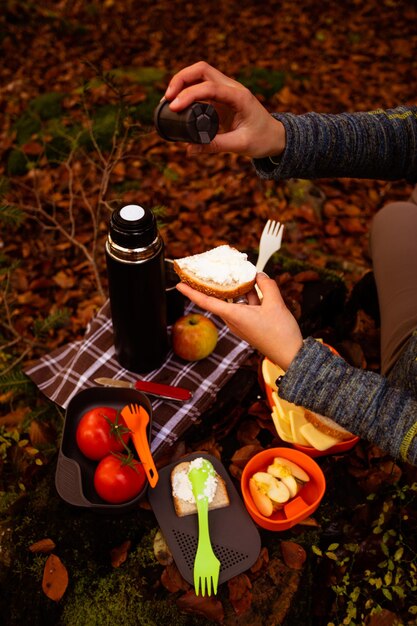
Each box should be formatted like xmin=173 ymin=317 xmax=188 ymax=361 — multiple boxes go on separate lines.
xmin=148 ymin=452 xmax=261 ymax=586
xmin=105 ymin=204 xmax=168 ymax=373
xmin=55 ymin=387 xmax=153 ymax=513
xmin=154 ymin=100 xmax=219 ymax=144
xmin=261 ymin=351 xmax=359 ymax=458
xmin=241 ymin=447 xmax=326 ymax=531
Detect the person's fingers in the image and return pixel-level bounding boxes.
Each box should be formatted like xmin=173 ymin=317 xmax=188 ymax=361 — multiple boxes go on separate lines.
xmin=246 ymin=287 xmax=260 ymax=306
xmin=176 ymin=282 xmax=230 ymax=317
xmin=165 ymin=62 xmax=233 ymax=100
xmin=187 ymin=131 xmax=249 ymax=156
xmin=255 ymin=273 xmax=284 ymax=303
xmin=167 ymin=80 xmax=246 ymax=112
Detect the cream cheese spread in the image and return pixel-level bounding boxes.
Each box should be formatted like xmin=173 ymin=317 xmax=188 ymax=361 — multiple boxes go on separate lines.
xmin=172 ymin=457 xmax=218 ymax=503
xmin=177 ymin=245 xmax=256 ymax=286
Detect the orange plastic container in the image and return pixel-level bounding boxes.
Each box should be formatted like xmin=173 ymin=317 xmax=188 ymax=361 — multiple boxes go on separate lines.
xmin=262 ymin=346 xmax=359 ymax=458
xmin=241 ymin=447 xmax=326 ymax=531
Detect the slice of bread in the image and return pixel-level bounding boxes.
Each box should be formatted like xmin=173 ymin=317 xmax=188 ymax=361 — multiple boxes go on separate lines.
xmin=173 ymin=245 xmax=256 ymax=300
xmin=304 ymin=409 xmax=353 ymax=441
xmin=171 ymin=460 xmax=230 ymax=517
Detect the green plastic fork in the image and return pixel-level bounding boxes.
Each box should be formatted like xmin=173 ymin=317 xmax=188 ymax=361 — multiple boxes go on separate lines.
xmin=188 ymin=460 xmax=221 ymax=596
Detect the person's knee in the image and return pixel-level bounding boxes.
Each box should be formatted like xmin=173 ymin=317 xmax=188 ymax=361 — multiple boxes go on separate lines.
xmin=371 ymin=200 xmax=417 ymax=237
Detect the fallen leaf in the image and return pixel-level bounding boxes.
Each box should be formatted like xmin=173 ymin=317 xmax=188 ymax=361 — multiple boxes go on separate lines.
xmin=22 ymin=141 xmax=43 ymax=155
xmin=28 ymin=420 xmax=55 ymax=447
xmin=42 ymin=554 xmax=68 ymax=601
xmin=228 ymin=573 xmax=252 ymax=616
xmin=28 ymin=538 xmax=56 ymax=553
xmin=247 ymin=401 xmax=272 ymax=420
xmin=111 ymin=540 xmax=131 ymax=568
xmin=176 ymin=590 xmax=224 ymax=623
xmin=366 ymin=608 xmax=401 ymax=626
xmin=53 ymin=270 xmax=76 ymax=289
xmin=298 ymin=516 xmax=320 ymax=527
xmin=294 ymin=270 xmax=320 ymax=282
xmin=153 ymin=529 xmax=173 ymax=566
xmin=339 ymin=217 xmax=367 ymax=234
xmin=250 ymin=546 xmax=269 ymax=574
xmin=0 ymin=407 xmax=30 ymax=427
xmin=230 ymin=444 xmax=263 ymax=468
xmin=281 ymin=541 xmax=307 ymax=570
xmin=236 ymin=419 xmax=261 ymax=445
xmin=161 ymin=562 xmax=189 ymax=593
xmin=0 ymin=391 xmax=14 ymax=403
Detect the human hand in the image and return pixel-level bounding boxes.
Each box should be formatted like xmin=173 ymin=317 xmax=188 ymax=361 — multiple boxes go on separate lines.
xmin=176 ymin=272 xmax=303 ymax=371
xmin=164 ymin=61 xmax=285 ymax=159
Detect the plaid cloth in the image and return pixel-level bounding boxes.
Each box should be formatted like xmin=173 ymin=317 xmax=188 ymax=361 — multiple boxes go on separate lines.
xmin=25 ymin=299 xmax=253 ymax=459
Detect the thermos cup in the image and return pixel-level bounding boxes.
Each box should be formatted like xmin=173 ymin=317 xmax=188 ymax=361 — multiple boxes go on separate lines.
xmin=105 ymin=204 xmax=168 ymax=373
xmin=154 ymin=100 xmax=219 ymax=144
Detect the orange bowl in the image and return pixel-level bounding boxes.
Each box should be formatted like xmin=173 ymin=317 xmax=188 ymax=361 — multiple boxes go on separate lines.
xmin=291 ymin=438 xmax=359 ymax=458
xmin=241 ymin=447 xmax=326 ymax=531
xmin=262 ymin=347 xmax=359 ymax=458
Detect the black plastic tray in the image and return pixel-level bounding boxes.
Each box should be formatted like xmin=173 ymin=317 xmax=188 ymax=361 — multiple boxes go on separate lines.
xmin=55 ymin=387 xmax=152 ymax=512
xmin=148 ymin=452 xmax=261 ymax=586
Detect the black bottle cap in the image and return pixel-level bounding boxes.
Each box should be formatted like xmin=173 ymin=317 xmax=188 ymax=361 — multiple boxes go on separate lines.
xmin=109 ymin=205 xmax=157 ymax=248
xmin=154 ymin=100 xmax=219 ymax=144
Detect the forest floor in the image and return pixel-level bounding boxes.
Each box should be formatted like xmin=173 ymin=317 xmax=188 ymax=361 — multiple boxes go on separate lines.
xmin=1 ymin=1 xmax=417 ymax=625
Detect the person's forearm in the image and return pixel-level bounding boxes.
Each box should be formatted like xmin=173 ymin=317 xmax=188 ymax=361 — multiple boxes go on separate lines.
xmin=278 ymin=338 xmax=417 ymax=464
xmin=254 ymin=106 xmax=417 ymax=182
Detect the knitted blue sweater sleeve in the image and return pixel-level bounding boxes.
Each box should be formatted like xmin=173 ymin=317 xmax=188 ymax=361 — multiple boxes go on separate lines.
xmin=278 ymin=337 xmax=417 ymax=464
xmin=253 ymin=106 xmax=417 ymax=182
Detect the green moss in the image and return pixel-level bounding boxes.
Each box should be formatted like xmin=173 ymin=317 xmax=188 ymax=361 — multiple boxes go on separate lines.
xmin=130 ymin=89 xmax=162 ymax=126
xmin=7 ymin=148 xmax=29 ymax=176
xmin=0 ymin=489 xmax=21 ymax=515
xmin=60 ymin=571 xmax=192 ymax=626
xmin=130 ymin=528 xmax=159 ymax=569
xmin=272 ymin=251 xmax=344 ymax=284
xmin=77 ymin=104 xmax=120 ymax=151
xmin=28 ymin=92 xmax=65 ymax=121
xmin=237 ymin=67 xmax=286 ymax=98
xmin=110 ymin=66 xmax=166 ymax=86
xmin=12 ymin=93 xmax=64 ymax=146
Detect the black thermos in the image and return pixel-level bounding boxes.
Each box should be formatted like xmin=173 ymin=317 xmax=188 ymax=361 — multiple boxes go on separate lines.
xmin=154 ymin=100 xmax=219 ymax=144
xmin=105 ymin=204 xmax=168 ymax=373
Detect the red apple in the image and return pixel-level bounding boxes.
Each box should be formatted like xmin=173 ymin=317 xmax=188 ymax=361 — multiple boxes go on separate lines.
xmin=171 ymin=313 xmax=218 ymax=361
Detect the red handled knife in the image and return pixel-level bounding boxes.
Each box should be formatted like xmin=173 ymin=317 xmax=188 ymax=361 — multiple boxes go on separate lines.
xmin=94 ymin=377 xmax=192 ymax=402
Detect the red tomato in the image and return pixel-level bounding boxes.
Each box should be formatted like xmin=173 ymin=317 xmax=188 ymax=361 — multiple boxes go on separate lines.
xmin=76 ymin=407 xmax=130 ymax=461
xmin=94 ymin=454 xmax=147 ymax=503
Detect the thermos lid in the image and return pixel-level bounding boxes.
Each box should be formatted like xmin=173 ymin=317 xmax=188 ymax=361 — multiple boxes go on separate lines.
xmin=154 ymin=100 xmax=219 ymax=144
xmin=109 ymin=205 xmax=158 ymax=249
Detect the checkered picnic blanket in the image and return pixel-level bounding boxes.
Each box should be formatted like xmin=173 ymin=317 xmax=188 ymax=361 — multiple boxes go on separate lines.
xmin=25 ymin=299 xmax=254 ymax=459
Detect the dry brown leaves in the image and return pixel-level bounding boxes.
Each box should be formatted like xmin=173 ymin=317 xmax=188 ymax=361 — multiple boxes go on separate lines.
xmin=176 ymin=590 xmax=225 ymax=624
xmin=41 ymin=554 xmax=68 ymax=602
xmin=110 ymin=539 xmax=132 ymax=568
xmin=28 ymin=538 xmax=56 ymax=554
xmin=227 ymin=574 xmax=253 ymax=616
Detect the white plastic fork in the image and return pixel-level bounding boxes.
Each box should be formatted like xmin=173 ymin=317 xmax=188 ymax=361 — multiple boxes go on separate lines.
xmin=255 ymin=219 xmax=284 ymax=272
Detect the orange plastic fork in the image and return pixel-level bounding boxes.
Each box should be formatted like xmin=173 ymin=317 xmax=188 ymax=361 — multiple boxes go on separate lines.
xmin=120 ymin=403 xmax=159 ymax=488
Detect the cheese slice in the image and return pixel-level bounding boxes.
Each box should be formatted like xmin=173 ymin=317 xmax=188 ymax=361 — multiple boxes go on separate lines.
xmin=271 ymin=407 xmax=293 ymax=443
xmin=289 ymin=410 xmax=311 ymax=446
xmin=271 ymin=391 xmax=303 ymax=421
xmin=262 ymin=359 xmax=285 ymax=389
xmin=300 ymin=423 xmax=340 ymax=451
